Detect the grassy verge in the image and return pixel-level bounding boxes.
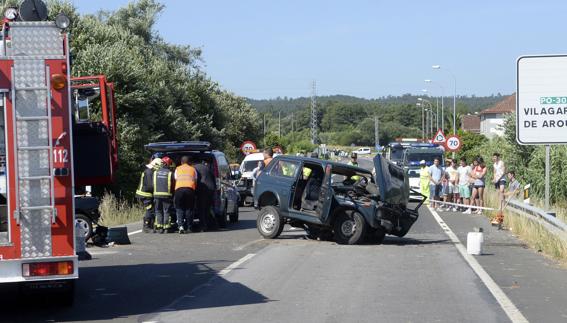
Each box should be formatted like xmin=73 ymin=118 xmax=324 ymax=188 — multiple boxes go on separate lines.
xmin=98 ymin=193 xmax=144 ymax=227
xmin=484 ymin=188 xmax=567 ymax=264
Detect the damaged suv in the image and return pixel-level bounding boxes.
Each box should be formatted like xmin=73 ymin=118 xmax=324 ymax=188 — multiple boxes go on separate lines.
xmin=253 ymin=155 xmax=423 ymax=244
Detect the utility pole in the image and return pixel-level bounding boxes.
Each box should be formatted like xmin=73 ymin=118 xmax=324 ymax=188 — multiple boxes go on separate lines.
xmin=278 ymin=111 xmax=281 ymax=138
xmin=291 ymin=112 xmax=294 ymax=133
xmin=374 ymin=115 xmax=379 ymax=149
xmin=310 ymin=80 xmax=318 ymax=145
xmin=435 ymin=97 xmax=439 ymax=131
xmin=263 ymin=113 xmax=266 ymax=147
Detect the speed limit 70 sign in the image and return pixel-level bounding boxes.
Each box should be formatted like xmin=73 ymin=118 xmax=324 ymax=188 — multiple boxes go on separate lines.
xmin=445 ymin=135 xmax=461 ymax=152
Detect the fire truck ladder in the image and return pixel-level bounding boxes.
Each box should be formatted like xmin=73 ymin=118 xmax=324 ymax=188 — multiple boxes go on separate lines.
xmin=8 ymin=22 xmax=65 ymax=258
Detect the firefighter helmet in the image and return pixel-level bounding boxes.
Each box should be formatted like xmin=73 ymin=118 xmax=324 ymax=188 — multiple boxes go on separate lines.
xmin=162 ymin=156 xmax=173 ymax=166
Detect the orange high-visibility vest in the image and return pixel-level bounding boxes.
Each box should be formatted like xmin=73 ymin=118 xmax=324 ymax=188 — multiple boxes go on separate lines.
xmin=175 ymin=164 xmax=197 ymax=190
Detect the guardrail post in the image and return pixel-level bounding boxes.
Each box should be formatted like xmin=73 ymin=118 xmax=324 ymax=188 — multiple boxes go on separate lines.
xmin=545 ymin=145 xmax=550 ymax=210
xmin=523 ymin=183 xmax=530 ymax=204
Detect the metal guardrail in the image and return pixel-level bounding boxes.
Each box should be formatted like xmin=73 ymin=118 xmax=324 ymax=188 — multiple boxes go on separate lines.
xmin=506 ymin=198 xmax=567 ymax=240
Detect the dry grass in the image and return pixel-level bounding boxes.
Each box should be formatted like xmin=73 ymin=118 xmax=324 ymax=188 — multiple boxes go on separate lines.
xmin=98 ymin=193 xmax=144 ymax=227
xmin=484 ymin=188 xmax=567 ymax=264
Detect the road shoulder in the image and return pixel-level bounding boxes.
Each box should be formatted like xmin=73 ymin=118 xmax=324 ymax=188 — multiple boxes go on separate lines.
xmin=435 ymin=207 xmax=567 ymax=323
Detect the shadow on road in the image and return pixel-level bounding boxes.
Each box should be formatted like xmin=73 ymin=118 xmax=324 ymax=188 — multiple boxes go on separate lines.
xmin=0 ymin=260 xmax=268 ymax=322
xmin=382 ymin=236 xmax=451 ymax=246
xmin=224 ymin=219 xmax=257 ymax=231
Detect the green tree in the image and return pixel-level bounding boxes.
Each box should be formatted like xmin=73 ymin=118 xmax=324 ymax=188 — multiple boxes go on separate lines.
xmin=42 ymin=0 xmax=261 ymax=197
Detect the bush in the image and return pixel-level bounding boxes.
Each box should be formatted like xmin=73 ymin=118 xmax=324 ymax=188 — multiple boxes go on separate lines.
xmin=98 ymin=193 xmax=144 ymax=227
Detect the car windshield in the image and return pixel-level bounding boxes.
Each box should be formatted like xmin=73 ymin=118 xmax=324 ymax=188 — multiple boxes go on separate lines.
xmin=390 ymin=148 xmax=404 ymax=161
xmin=243 ymin=160 xmax=261 ymax=172
xmin=407 ymin=152 xmax=443 ymax=165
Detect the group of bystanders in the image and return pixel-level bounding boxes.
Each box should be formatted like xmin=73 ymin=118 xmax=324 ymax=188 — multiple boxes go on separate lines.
xmin=421 ymin=153 xmax=520 ymax=217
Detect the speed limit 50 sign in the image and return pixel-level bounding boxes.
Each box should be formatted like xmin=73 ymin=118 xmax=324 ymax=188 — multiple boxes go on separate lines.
xmin=445 ymin=135 xmax=461 ymax=152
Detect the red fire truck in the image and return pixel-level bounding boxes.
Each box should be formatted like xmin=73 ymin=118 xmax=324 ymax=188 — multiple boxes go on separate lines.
xmin=0 ymin=2 xmax=80 ymax=301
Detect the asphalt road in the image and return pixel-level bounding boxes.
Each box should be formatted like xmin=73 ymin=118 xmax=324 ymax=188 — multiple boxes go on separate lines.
xmin=1 ymin=156 xmax=566 ymax=322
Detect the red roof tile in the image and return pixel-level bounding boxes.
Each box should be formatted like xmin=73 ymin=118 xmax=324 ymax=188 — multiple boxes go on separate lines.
xmin=461 ymin=115 xmax=480 ymax=132
xmin=480 ymin=94 xmax=515 ymax=115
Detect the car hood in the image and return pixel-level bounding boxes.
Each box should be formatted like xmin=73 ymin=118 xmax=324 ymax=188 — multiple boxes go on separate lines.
xmin=373 ymin=155 xmax=410 ymax=205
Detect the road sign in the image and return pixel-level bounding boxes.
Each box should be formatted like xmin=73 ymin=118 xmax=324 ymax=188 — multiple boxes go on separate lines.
xmin=432 ymin=129 xmax=446 ymax=144
xmin=240 ymin=141 xmax=256 ymax=155
xmin=517 ymin=55 xmax=567 ymax=144
xmin=445 ymin=135 xmax=461 ymax=152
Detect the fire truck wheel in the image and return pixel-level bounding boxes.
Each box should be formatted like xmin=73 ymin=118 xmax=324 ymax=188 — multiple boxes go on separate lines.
xmin=75 ymin=213 xmax=93 ymax=240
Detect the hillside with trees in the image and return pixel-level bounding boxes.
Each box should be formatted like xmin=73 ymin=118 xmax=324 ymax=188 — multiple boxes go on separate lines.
xmin=249 ymin=94 xmax=508 ymax=150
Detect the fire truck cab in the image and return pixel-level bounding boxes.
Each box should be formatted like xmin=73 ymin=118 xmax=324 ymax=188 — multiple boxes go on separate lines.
xmin=0 ymin=2 xmax=77 ymax=301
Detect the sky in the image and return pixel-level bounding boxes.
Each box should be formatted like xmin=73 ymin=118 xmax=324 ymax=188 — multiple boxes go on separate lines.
xmin=73 ymin=0 xmax=567 ymax=99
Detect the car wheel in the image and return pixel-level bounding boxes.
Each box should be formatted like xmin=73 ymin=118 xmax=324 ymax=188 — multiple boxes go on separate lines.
xmin=75 ymin=214 xmax=93 ymax=240
xmin=229 ymin=206 xmax=239 ymax=223
xmin=257 ymin=206 xmax=284 ymax=239
xmin=333 ymin=210 xmax=367 ymax=245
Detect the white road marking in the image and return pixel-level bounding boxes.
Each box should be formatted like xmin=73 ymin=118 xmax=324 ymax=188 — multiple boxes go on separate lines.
xmin=218 ymin=253 xmax=256 ymax=276
xmin=234 ymin=238 xmax=263 ymax=251
xmin=128 ymin=229 xmax=142 ymax=236
xmin=428 ymin=207 xmax=529 ymax=323
xmin=87 ymin=250 xmax=118 ymax=255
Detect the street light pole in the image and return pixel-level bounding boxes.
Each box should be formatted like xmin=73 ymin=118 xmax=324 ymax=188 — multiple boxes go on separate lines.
xmin=417 ymin=102 xmax=424 ymax=140
xmin=425 ymin=79 xmax=445 ymax=132
xmin=432 ymin=65 xmax=457 ymax=135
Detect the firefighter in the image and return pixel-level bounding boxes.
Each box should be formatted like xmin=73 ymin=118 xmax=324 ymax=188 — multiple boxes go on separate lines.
xmin=348 ymin=153 xmax=361 ymax=181
xmin=419 ymin=160 xmax=431 ymax=205
xmin=136 ymin=157 xmax=162 ymax=233
xmin=174 ymin=156 xmax=197 ymax=234
xmin=153 ymin=157 xmax=174 ymax=233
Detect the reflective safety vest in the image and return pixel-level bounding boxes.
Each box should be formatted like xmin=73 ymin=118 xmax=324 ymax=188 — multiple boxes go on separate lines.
xmin=175 ymin=164 xmax=197 ymax=190
xmin=153 ymin=167 xmax=173 ymax=198
xmin=348 ymin=161 xmax=360 ymax=180
xmin=420 ymin=167 xmax=431 ymax=205
xmin=135 ymin=168 xmax=154 ymax=198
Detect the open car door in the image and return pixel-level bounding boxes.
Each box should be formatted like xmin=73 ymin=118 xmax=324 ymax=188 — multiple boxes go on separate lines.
xmin=373 ymin=154 xmax=422 ymax=237
xmin=316 ymin=164 xmax=333 ymax=220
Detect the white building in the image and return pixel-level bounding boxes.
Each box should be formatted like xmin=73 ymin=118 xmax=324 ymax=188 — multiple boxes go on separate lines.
xmin=480 ymin=94 xmax=515 ymax=139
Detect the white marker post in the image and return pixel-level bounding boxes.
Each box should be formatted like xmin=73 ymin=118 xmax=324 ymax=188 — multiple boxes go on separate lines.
xmin=517 ymin=55 xmax=567 ymax=211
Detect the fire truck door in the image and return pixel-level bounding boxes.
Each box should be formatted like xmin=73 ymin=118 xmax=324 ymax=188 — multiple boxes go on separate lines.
xmin=0 ymin=92 xmax=7 ymax=246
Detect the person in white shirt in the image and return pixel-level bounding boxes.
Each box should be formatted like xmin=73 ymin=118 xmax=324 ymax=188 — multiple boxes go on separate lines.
xmin=457 ymin=157 xmax=472 ymax=214
xmin=492 ymin=153 xmax=506 ymax=207
xmin=445 ymin=159 xmax=459 ymax=211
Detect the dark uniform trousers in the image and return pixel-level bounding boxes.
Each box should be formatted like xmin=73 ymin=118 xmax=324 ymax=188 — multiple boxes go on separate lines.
xmin=174 ymin=188 xmax=195 ymax=230
xmin=154 ymin=198 xmax=172 ymax=228
xmin=196 ymin=188 xmax=214 ymax=230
